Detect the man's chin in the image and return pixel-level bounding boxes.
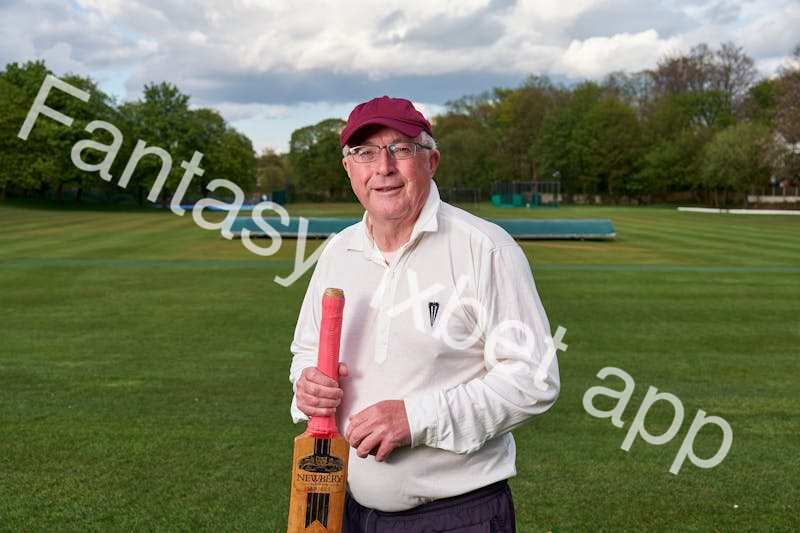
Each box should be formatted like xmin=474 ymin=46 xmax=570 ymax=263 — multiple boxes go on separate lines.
xmin=367 ymin=204 xmax=409 ymax=222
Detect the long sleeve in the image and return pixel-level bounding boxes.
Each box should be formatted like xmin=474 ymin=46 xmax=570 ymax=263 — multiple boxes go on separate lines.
xmin=403 ymin=243 xmax=560 ymax=454
xmin=288 ymin=260 xmax=324 ymax=424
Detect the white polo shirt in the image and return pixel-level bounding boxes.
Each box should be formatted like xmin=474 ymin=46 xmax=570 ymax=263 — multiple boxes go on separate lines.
xmin=289 ymin=182 xmax=560 ymax=512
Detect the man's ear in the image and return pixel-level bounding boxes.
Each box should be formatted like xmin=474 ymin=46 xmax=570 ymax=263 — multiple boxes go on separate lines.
xmin=342 ymin=156 xmax=350 ymax=174
xmin=428 ymin=149 xmax=440 ymax=177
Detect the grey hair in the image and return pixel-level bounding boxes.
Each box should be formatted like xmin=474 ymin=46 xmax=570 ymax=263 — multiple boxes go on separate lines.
xmin=342 ymin=131 xmax=437 ymax=157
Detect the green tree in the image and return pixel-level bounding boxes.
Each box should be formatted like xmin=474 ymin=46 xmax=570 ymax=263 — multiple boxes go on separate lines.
xmin=288 ymin=118 xmax=348 ymax=200
xmin=117 ymin=82 xmax=194 ymax=203
xmin=678 ymin=90 xmax=735 ymax=130
xmin=49 ymin=73 xmax=117 ymax=202
xmin=771 ymin=47 xmax=800 ymax=181
xmin=0 ymin=76 xmax=35 ymax=198
xmin=775 ymin=45 xmax=800 ymax=144
xmin=432 ymin=108 xmax=495 ymax=192
xmin=537 ymin=82 xmax=604 ymax=195
xmin=435 ymin=127 xmax=495 ymax=192
xmin=583 ymin=96 xmax=642 ymax=197
xmin=432 ymin=110 xmax=487 ymax=140
xmin=742 ymin=79 xmax=778 ymax=127
xmin=638 ymin=132 xmax=705 ymax=196
xmin=185 ymin=107 xmax=227 ymax=195
xmin=256 ymin=148 xmax=289 ymax=193
xmin=0 ymin=61 xmax=59 ymax=198
xmin=204 ymin=127 xmax=257 ymax=196
xmin=639 ymin=92 xmax=721 ymax=194
xmin=0 ymin=61 xmax=117 ymax=201
xmin=1 ymin=60 xmax=261 ymax=204
xmin=492 ymin=77 xmax=560 ymax=182
xmin=701 ymin=122 xmax=772 ymax=207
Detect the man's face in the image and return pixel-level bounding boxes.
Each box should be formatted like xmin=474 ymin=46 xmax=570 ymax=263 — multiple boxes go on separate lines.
xmin=342 ymin=126 xmax=439 ymax=225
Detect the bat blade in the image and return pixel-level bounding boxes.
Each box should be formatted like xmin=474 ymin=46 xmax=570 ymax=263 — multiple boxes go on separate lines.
xmin=288 ymin=432 xmax=349 ymax=532
xmin=288 ymin=288 xmax=348 ymax=533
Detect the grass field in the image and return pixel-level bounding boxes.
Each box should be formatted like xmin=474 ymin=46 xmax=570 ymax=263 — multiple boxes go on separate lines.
xmin=1 ymin=200 xmax=798 ymax=532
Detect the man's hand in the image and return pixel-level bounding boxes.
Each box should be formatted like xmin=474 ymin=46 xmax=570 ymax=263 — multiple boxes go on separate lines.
xmin=345 ymin=400 xmax=411 ymax=462
xmin=295 ymin=363 xmax=349 ymax=418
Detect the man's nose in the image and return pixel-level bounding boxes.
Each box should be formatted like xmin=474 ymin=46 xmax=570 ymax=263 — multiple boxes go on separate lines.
xmin=374 ymin=146 xmax=397 ymax=175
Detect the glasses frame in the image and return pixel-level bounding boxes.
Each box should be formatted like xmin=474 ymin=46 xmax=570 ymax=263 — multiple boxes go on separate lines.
xmin=346 ymin=142 xmax=431 ymax=164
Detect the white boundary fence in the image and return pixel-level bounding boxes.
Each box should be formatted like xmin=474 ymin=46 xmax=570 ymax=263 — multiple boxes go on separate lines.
xmin=678 ymin=207 xmax=800 ymax=215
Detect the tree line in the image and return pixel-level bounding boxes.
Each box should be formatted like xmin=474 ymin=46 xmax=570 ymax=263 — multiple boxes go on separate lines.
xmin=290 ymin=42 xmax=800 ymax=206
xmin=2 ymin=41 xmax=799 ymax=207
xmin=0 ymin=60 xmax=257 ymax=205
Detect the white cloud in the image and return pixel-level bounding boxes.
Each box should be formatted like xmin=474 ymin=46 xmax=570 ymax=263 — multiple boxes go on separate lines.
xmin=2 ymin=0 xmax=797 ymax=152
xmin=74 ymin=0 xmax=125 ymax=19
xmin=756 ymin=56 xmax=790 ymax=78
xmin=3 ymin=0 xmax=796 ymax=102
xmin=560 ymin=30 xmax=680 ymax=78
xmin=37 ymin=42 xmax=86 ymax=76
xmin=737 ymin=0 xmax=800 ymax=58
xmin=411 ymin=102 xmax=446 ymax=122
xmin=515 ymin=0 xmax=599 ymax=24
xmin=0 ymin=1 xmax=157 ymax=80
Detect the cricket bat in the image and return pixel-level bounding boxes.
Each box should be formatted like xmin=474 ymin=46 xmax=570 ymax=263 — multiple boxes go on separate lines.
xmin=288 ymin=288 xmax=349 ymax=533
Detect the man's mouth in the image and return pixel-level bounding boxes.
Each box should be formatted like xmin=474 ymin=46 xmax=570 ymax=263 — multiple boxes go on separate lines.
xmin=372 ymin=184 xmax=404 ymax=193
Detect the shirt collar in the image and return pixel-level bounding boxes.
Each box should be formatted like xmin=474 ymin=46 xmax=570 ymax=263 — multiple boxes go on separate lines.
xmin=346 ymin=181 xmax=441 ymax=254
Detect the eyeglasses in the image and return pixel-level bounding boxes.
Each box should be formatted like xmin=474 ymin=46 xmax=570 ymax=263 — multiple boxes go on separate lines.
xmin=346 ymin=142 xmax=431 ymax=164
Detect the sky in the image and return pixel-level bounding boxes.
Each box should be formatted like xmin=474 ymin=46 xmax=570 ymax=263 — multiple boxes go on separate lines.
xmin=1 ymin=0 xmax=798 ymax=153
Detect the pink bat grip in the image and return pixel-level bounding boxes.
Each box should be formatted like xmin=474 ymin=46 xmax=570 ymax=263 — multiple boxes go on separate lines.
xmin=308 ymin=288 xmax=345 ymax=438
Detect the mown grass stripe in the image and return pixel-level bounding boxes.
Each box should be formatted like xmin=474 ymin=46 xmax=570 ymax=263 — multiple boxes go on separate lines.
xmin=2 ymin=257 xmax=798 ymax=274
xmin=0 ymin=257 xmax=295 ymax=270
xmin=535 ymin=264 xmax=800 ymax=273
xmin=614 ymin=224 xmax=800 ymax=264
xmin=624 ymin=218 xmax=800 ymax=252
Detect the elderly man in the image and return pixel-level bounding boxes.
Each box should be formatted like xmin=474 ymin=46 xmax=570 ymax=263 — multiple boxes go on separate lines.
xmin=289 ymin=96 xmax=559 ymax=532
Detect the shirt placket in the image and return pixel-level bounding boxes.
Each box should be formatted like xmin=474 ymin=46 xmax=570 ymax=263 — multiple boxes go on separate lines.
xmin=373 ymin=251 xmax=405 ymax=365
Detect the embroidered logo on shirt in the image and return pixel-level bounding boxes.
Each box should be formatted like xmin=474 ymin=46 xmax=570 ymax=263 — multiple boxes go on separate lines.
xmin=428 ymin=301 xmax=440 ymax=326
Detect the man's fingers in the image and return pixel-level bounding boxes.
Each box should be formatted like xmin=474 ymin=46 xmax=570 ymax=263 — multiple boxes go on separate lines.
xmin=297 ymin=390 xmax=341 ymax=409
xmin=307 ymin=407 xmax=335 ymax=417
xmin=346 ymin=422 xmax=365 ymax=448
xmin=295 ymin=366 xmax=345 ymax=419
xmin=296 ymin=391 xmax=335 ymax=417
xmin=346 ymin=411 xmax=367 ymax=442
xmin=346 ymin=417 xmax=372 ymax=449
xmin=338 ymin=363 xmax=349 ymax=378
xmin=301 ymin=366 xmax=340 ymax=387
xmin=298 ymin=403 xmax=335 ymax=417
xmin=343 ymin=401 xmax=409 ymax=461
xmin=374 ymin=439 xmax=396 ymax=462
xmin=302 ymin=381 xmax=343 ymax=400
xmin=348 ymin=406 xmax=368 ymax=427
xmin=356 ymin=432 xmax=382 ymax=459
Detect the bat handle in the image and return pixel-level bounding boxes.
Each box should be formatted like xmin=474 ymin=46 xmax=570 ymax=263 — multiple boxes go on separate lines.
xmin=308 ymin=288 xmax=345 ymax=438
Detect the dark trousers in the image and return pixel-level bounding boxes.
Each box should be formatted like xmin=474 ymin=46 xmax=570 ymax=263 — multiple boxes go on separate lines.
xmin=343 ymin=480 xmax=516 ymax=533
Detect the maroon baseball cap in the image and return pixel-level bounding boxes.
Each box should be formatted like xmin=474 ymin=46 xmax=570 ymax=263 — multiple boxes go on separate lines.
xmin=340 ymin=96 xmax=433 ymax=147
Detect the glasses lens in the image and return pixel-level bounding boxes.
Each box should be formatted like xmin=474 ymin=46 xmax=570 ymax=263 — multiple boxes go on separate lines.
xmin=350 ymin=143 xmax=422 ymax=163
xmin=390 ymin=143 xmax=415 ymax=159
xmin=352 ymin=146 xmax=378 ymax=163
